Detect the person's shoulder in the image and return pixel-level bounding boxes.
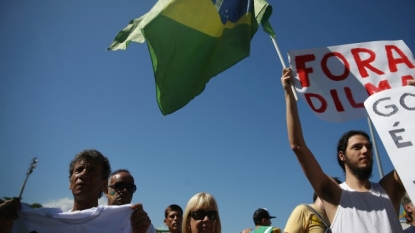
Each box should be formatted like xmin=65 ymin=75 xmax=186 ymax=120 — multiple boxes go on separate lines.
xmin=370 ymin=182 xmax=388 ymax=195
xmin=287 ymin=204 xmax=314 ymax=221
xmin=291 ymin=204 xmax=309 ymax=212
xmin=253 ymin=226 xmax=281 ymax=233
xmin=296 ymin=204 xmax=309 ymax=210
xmin=252 ymin=226 xmax=267 ymax=233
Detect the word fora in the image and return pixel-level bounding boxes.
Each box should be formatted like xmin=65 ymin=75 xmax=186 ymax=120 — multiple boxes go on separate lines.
xmin=295 ymin=45 xmax=415 ymax=113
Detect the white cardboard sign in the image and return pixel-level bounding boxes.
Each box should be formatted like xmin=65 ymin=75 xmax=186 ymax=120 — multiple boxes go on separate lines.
xmin=364 ymin=86 xmax=415 ymax=203
xmin=288 ymin=40 xmax=415 ymax=122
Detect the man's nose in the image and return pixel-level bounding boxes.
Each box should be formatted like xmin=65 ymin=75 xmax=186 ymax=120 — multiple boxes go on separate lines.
xmin=361 ymin=145 xmax=370 ymax=154
xmin=78 ymin=169 xmax=91 ymax=178
xmin=78 ymin=169 xmax=87 ymax=176
xmin=119 ymin=187 xmax=133 ymax=195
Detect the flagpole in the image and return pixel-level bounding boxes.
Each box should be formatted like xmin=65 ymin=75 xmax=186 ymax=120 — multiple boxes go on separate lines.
xmin=19 ymin=157 xmax=38 ymax=199
xmin=367 ymin=117 xmax=384 ymax=178
xmin=270 ymin=36 xmax=298 ymax=101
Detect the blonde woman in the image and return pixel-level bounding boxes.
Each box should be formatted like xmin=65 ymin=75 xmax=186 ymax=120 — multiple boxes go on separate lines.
xmin=182 ymin=192 xmax=221 ymax=233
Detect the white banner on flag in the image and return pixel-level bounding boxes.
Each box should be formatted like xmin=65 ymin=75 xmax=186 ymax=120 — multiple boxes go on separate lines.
xmin=364 ymin=86 xmax=415 ymax=203
xmin=288 ymin=40 xmax=415 ymax=122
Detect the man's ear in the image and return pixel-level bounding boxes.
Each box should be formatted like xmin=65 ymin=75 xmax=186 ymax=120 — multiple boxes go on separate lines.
xmin=338 ymin=151 xmax=345 ymax=162
xmin=260 ymin=218 xmax=266 ymax=225
xmin=164 ymin=219 xmax=167 ymax=225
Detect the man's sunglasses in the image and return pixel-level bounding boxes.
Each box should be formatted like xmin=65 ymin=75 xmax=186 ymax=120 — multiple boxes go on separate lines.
xmin=190 ymin=210 xmax=218 ymax=221
xmin=108 ymin=182 xmax=137 ymax=193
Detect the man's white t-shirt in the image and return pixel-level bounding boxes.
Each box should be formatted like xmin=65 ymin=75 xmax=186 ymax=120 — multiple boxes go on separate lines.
xmin=12 ymin=204 xmax=157 ymax=233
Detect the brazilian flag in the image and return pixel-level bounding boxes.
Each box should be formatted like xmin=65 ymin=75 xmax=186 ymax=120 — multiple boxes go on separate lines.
xmin=109 ymin=0 xmax=274 ymax=115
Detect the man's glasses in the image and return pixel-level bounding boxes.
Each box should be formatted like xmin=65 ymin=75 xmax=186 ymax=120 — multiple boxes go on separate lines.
xmin=108 ymin=182 xmax=137 ymax=193
xmin=190 ymin=210 xmax=218 ymax=221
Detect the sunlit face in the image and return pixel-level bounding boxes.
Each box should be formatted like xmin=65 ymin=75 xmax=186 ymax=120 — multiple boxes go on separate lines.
xmin=189 ymin=208 xmax=217 ymax=233
xmin=69 ymin=159 xmax=106 ymax=202
xmin=342 ymin=135 xmax=373 ymax=180
xmin=105 ymin=171 xmax=135 ymax=205
xmin=165 ymin=210 xmax=183 ymax=233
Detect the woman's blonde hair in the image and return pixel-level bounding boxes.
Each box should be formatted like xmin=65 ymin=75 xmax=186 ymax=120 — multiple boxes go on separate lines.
xmin=182 ymin=192 xmax=221 ymax=233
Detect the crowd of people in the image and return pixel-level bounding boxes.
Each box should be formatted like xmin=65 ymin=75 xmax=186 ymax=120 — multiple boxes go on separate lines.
xmin=1 ymin=69 xmax=414 ymax=233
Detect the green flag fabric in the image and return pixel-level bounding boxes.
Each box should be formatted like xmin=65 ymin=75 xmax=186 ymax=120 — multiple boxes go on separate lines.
xmin=109 ymin=0 xmax=274 ymax=115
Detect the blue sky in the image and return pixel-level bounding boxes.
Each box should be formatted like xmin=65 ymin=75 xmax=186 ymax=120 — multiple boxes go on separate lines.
xmin=1 ymin=0 xmax=414 ymax=232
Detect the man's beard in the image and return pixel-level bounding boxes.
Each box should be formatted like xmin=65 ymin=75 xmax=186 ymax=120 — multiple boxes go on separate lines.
xmin=345 ymin=155 xmax=373 ymax=180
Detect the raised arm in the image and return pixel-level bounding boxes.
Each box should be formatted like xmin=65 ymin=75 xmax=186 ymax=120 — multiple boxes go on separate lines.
xmin=281 ymin=68 xmax=341 ymax=216
xmin=379 ymin=170 xmax=405 ymax=214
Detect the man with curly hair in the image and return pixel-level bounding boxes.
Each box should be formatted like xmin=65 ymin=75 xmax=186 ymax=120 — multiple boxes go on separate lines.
xmin=281 ymin=68 xmax=408 ymax=233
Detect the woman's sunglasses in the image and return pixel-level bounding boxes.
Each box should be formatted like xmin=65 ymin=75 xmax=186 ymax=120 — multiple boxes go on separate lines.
xmin=190 ymin=210 xmax=218 ymax=220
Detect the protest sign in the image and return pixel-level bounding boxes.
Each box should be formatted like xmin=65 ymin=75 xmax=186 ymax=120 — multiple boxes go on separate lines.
xmin=364 ymin=85 xmax=415 ymax=203
xmin=288 ymin=40 xmax=415 ymax=122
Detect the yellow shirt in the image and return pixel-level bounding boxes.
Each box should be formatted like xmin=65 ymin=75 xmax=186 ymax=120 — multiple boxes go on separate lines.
xmin=284 ymin=204 xmax=327 ymax=233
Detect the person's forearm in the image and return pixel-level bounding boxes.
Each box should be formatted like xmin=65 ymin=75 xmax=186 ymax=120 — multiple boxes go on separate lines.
xmin=284 ymin=86 xmax=306 ymax=151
